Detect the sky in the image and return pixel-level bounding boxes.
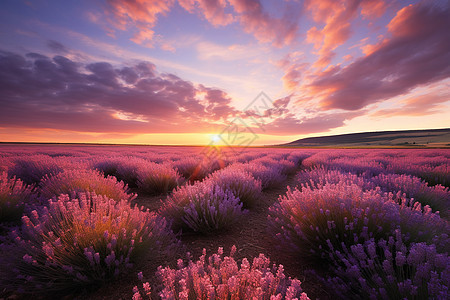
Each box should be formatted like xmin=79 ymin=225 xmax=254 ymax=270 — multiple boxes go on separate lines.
xmin=0 ymin=0 xmax=449 ymax=146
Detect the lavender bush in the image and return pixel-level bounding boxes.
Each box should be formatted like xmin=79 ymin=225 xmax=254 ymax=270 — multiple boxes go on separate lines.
xmin=8 ymin=155 xmax=63 ymax=185
xmin=92 ymin=157 xmax=123 ymax=178
xmin=0 ymin=172 xmax=35 ymax=223
xmin=269 ymin=181 xmax=449 ymax=261
xmin=268 ymin=182 xmax=399 ymax=261
xmin=137 ymin=163 xmax=182 ymax=195
xmin=240 ymin=162 xmax=286 ymax=190
xmin=326 ymin=231 xmax=450 ymax=299
xmin=172 ymin=157 xmax=223 ymax=182
xmin=206 ymin=168 xmax=262 ymax=208
xmin=133 ymin=246 xmax=310 ymax=300
xmin=39 ymin=169 xmax=135 ymax=202
xmin=296 ymin=167 xmax=372 ymax=190
xmin=297 ymin=168 xmax=450 ymax=220
xmin=115 ymin=157 xmax=150 ymax=187
xmin=0 ymin=192 xmax=179 ymax=295
xmin=372 ymin=173 xmax=450 ymax=219
xmin=160 ymin=181 xmax=246 ymax=233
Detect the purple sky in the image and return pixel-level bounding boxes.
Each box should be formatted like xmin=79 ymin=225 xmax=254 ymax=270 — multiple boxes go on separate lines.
xmin=0 ymin=0 xmax=449 ymax=145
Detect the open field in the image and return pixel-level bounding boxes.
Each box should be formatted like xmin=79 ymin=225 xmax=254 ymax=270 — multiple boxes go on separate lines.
xmin=0 ymin=145 xmax=449 ymax=299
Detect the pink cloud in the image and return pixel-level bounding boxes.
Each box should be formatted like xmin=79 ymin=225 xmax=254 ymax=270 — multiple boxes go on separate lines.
xmin=307 ymin=1 xmax=450 ymax=111
xmin=360 ymin=0 xmax=387 ymax=19
xmin=306 ymin=26 xmax=322 ymax=49
xmin=304 ymin=0 xmax=387 ymax=68
xmin=371 ymin=92 xmax=450 ymax=118
xmin=103 ymin=0 xmax=300 ymax=48
xmin=277 ymin=52 xmax=309 ymax=90
xmin=261 ymin=111 xmax=363 ymax=135
xmin=105 ymin=0 xmax=174 ymax=45
xmin=178 ymin=0 xmax=234 ymax=26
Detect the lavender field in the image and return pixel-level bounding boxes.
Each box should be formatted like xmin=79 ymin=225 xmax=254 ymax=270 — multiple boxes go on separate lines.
xmin=0 ymin=145 xmax=449 ymax=299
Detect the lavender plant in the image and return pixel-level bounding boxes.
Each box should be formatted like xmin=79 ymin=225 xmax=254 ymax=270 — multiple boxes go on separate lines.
xmin=0 ymin=192 xmax=179 ymax=295
xmin=172 ymin=157 xmax=222 ymax=182
xmin=205 ymin=168 xmax=262 ymax=208
xmin=93 ymin=157 xmax=122 ymax=178
xmin=133 ymin=246 xmax=310 ymax=300
xmin=268 ymin=182 xmax=399 ymax=262
xmin=160 ymin=181 xmax=246 ymax=233
xmin=137 ymin=163 xmax=182 ymax=195
xmin=241 ymin=162 xmax=286 ymax=190
xmin=326 ymin=231 xmax=450 ymax=299
xmin=297 ymin=168 xmax=450 ymax=220
xmin=171 ymin=157 xmax=204 ymax=180
xmin=39 ymin=169 xmax=135 ymax=202
xmin=372 ymin=173 xmax=450 ymax=219
xmin=8 ymin=155 xmax=63 ymax=185
xmin=296 ymin=166 xmax=373 ymax=190
xmin=0 ymin=172 xmax=35 ymax=223
xmin=115 ymin=157 xmax=150 ymax=187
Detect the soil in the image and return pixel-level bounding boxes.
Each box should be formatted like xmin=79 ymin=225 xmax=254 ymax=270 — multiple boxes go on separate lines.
xmin=82 ymin=167 xmax=333 ymax=300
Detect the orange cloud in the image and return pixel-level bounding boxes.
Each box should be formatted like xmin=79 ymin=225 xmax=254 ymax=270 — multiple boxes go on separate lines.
xmin=305 ymin=0 xmax=387 ymax=69
xmin=360 ymin=0 xmax=387 ymax=19
xmin=306 ymin=26 xmax=322 ymax=49
xmin=105 ymin=0 xmax=174 ymax=45
xmin=307 ymin=2 xmax=450 ymax=111
xmin=372 ymin=91 xmax=450 ymax=118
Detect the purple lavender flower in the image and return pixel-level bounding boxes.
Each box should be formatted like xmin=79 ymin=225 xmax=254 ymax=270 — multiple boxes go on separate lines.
xmin=0 ymin=192 xmax=180 ymax=295
xmin=161 ymin=181 xmax=246 ymax=233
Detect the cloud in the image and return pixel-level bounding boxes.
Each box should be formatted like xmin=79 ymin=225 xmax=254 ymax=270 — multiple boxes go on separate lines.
xmin=308 ymin=1 xmax=450 ymax=110
xmin=261 ymin=111 xmax=362 ymax=135
xmin=304 ymin=0 xmax=387 ymax=68
xmin=47 ymin=40 xmax=69 ymax=53
xmin=0 ymin=49 xmax=241 ymax=134
xmin=178 ymin=0 xmax=234 ymax=26
xmin=102 ymin=0 xmax=301 ymax=48
xmin=276 ymin=52 xmax=309 ymax=90
xmin=371 ymin=90 xmax=450 ymax=118
xmin=360 ymin=0 xmax=388 ymax=19
xmin=0 ymin=49 xmax=368 ymax=137
xmin=104 ymin=0 xmax=174 ymax=46
xmin=196 ymin=41 xmax=262 ymax=61
xmin=228 ymin=0 xmax=300 ymax=47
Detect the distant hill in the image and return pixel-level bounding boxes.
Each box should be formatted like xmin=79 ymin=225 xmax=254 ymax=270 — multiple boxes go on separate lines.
xmin=281 ymin=128 xmax=450 ymax=148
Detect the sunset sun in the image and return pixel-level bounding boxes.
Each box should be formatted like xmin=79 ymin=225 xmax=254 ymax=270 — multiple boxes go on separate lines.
xmin=210 ymin=134 xmax=221 ymax=145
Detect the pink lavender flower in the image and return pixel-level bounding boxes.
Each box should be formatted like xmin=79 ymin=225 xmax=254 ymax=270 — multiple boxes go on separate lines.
xmin=136 ymin=162 xmax=182 ymax=195
xmin=133 ymin=247 xmax=309 ymax=299
xmin=39 ymin=169 xmax=135 ymax=202
xmin=172 ymin=156 xmax=224 ymax=182
xmin=231 ymin=162 xmax=286 ymax=190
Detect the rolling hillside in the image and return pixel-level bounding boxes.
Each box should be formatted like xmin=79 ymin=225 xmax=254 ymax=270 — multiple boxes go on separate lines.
xmin=281 ymin=128 xmax=450 ymax=148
